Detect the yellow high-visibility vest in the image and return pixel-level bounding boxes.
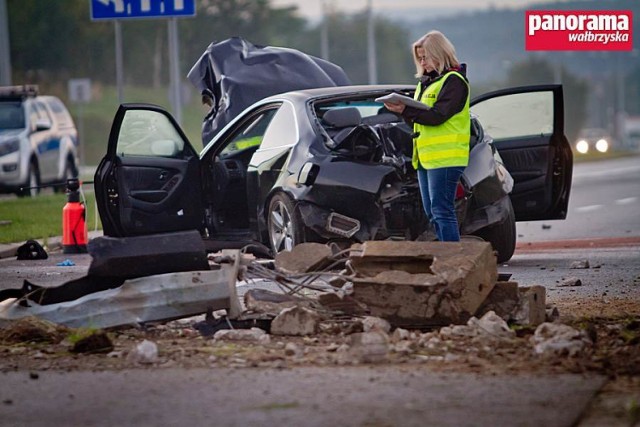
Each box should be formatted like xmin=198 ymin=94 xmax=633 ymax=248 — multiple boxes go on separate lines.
xmin=412 ymin=71 xmax=470 ymax=170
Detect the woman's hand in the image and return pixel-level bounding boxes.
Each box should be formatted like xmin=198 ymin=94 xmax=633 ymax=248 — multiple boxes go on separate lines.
xmin=384 ymin=101 xmax=405 ymax=114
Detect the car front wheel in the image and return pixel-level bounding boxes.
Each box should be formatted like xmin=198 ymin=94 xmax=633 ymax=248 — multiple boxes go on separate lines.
xmin=16 ymin=161 xmax=40 ymax=197
xmin=473 ymin=197 xmax=516 ymax=263
xmin=267 ymin=192 xmax=304 ymax=255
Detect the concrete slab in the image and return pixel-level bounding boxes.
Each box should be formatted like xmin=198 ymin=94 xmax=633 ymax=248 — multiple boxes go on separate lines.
xmin=351 ymin=241 xmax=497 ymax=327
xmin=0 ymin=367 xmax=605 ymax=427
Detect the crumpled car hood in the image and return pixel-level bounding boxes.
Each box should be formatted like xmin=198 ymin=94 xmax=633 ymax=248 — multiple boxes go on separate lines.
xmin=187 ymin=37 xmax=351 ymax=144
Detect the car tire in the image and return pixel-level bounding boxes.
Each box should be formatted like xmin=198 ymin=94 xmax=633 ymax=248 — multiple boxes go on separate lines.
xmin=54 ymin=157 xmax=79 ymax=193
xmin=473 ymin=197 xmax=516 ymax=263
xmin=16 ymin=160 xmax=40 ymax=198
xmin=267 ymin=192 xmax=304 ymax=255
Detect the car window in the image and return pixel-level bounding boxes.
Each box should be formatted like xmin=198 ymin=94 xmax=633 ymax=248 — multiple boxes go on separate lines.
xmin=471 ymin=91 xmax=554 ymax=140
xmin=116 ymin=109 xmax=185 ymax=158
xmin=260 ymin=102 xmax=297 ymax=150
xmin=0 ymin=101 xmax=24 ymax=129
xmin=35 ymin=102 xmax=52 ymax=121
xmin=46 ymin=98 xmax=74 ymax=128
xmin=219 ymin=108 xmax=278 ymax=157
xmin=316 ymin=100 xmax=383 ymax=126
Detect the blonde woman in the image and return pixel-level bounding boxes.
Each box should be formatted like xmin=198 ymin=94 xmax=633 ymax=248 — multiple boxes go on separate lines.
xmin=384 ymin=30 xmax=470 ymax=241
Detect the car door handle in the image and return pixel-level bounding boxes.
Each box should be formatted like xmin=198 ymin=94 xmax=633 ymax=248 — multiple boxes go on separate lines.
xmin=158 ymin=171 xmax=168 ymax=180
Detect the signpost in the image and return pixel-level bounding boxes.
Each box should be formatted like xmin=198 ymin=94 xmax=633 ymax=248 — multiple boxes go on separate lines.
xmin=68 ymin=78 xmax=92 ymax=168
xmin=90 ymin=0 xmax=196 ymax=125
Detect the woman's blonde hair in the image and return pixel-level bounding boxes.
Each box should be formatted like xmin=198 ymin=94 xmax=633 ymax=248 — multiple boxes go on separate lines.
xmin=412 ymin=30 xmax=460 ymax=77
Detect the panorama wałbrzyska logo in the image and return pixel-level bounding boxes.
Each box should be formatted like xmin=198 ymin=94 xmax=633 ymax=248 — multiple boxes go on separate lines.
xmin=526 ymin=10 xmax=633 ymax=51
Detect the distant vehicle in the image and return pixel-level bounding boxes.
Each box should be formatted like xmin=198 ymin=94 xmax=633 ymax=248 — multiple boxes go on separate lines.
xmin=0 ymin=85 xmax=79 ymax=196
xmin=575 ymin=128 xmax=612 ymax=155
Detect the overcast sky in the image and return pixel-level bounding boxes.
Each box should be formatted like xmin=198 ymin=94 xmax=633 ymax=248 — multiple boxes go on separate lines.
xmin=271 ymin=0 xmax=573 ymax=21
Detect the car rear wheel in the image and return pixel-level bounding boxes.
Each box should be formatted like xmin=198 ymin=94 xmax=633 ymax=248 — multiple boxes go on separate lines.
xmin=267 ymin=192 xmax=304 ymax=255
xmin=17 ymin=160 xmax=40 ymax=197
xmin=473 ymin=197 xmax=516 ymax=263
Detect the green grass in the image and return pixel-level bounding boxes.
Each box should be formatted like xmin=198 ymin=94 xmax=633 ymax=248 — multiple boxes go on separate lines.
xmin=0 ymin=192 xmax=101 ymax=244
xmin=572 ymin=149 xmax=637 ymax=163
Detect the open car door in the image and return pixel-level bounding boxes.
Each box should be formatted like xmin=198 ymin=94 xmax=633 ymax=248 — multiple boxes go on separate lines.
xmin=470 ymin=85 xmax=573 ymax=221
xmin=94 ymin=104 xmax=203 ymax=237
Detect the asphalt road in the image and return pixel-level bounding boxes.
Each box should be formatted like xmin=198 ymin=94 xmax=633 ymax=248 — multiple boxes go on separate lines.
xmin=517 ymin=155 xmax=640 ymax=242
xmin=0 ymin=158 xmax=637 ymax=427
xmin=0 ymin=367 xmax=604 ymax=427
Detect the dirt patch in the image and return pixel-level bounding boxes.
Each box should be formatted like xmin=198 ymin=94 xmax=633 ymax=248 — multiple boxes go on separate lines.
xmin=0 ymin=295 xmax=638 ymax=426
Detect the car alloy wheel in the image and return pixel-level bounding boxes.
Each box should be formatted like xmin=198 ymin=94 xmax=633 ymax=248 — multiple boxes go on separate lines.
xmin=267 ymin=192 xmax=302 ymax=254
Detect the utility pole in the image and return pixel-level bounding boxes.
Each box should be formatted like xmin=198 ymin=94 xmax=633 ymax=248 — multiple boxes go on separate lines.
xmin=0 ymin=0 xmax=12 ymax=85
xmin=320 ymin=0 xmax=329 ymax=60
xmin=114 ymin=20 xmax=124 ymax=104
xmin=168 ymin=17 xmax=182 ymax=125
xmin=366 ymin=0 xmax=377 ymax=84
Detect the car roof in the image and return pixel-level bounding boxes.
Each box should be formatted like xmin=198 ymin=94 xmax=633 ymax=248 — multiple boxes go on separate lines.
xmin=261 ymin=84 xmax=416 ymax=103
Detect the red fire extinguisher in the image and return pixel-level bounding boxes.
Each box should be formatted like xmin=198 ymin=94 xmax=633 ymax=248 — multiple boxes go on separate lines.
xmin=62 ymin=179 xmax=88 ymax=254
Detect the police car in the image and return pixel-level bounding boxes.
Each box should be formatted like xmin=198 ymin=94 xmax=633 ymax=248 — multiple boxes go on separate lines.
xmin=0 ymin=85 xmax=79 ymax=196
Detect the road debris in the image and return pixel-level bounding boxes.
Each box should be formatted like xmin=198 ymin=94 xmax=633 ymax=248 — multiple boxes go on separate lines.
xmin=570 ymin=259 xmax=590 ymax=269
xmin=559 ymin=277 xmax=583 ymax=287
xmin=0 ymin=268 xmax=239 ymax=329
xmin=127 ymin=340 xmax=158 ymax=365
xmin=532 ymin=323 xmax=593 ymax=357
xmin=68 ymin=330 xmax=114 ymax=354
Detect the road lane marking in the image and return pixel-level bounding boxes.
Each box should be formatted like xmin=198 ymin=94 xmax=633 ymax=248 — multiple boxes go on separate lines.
xmin=615 ymin=197 xmax=637 ymax=205
xmin=575 ymin=204 xmax=602 ymax=213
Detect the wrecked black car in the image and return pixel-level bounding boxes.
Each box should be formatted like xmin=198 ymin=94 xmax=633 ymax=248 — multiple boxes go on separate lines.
xmin=94 ymin=39 xmax=572 ymax=263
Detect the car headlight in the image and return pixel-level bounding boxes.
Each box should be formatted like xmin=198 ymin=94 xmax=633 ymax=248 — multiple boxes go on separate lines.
xmin=575 ymin=140 xmax=589 ymax=154
xmin=595 ymin=138 xmax=608 ymax=153
xmin=0 ymin=139 xmax=20 ymax=157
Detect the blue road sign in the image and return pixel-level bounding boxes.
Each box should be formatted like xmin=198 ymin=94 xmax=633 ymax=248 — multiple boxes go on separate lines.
xmin=90 ymin=0 xmax=196 ymax=20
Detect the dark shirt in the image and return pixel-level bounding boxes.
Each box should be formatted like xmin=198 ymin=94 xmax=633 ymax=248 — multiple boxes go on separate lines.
xmin=402 ymin=68 xmax=469 ymax=126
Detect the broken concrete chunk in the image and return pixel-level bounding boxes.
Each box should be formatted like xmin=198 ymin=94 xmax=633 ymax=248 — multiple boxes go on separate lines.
xmin=317 ymin=292 xmax=369 ymax=316
xmin=351 ymin=241 xmax=496 ymax=328
xmin=349 ymin=331 xmax=389 ymax=363
xmin=559 ymin=277 xmax=582 ymax=287
xmin=274 ymin=243 xmax=333 ymax=273
xmin=271 ymin=306 xmax=320 ymax=336
xmin=475 ymin=281 xmax=519 ymax=321
xmin=244 ymin=289 xmax=311 ymax=316
xmin=362 ymin=316 xmax=391 ymax=333
xmin=213 ymin=328 xmax=267 ymax=342
xmin=473 ymin=311 xmax=515 ymax=339
xmin=512 ymin=286 xmax=546 ymax=326
xmin=127 ymin=340 xmax=158 ymax=364
xmin=349 ymin=241 xmax=436 ymax=276
xmin=391 ymin=327 xmax=411 ymax=342
xmin=532 ymin=323 xmax=592 ymax=357
xmin=545 ymin=306 xmax=560 ymax=322
xmin=569 ymin=260 xmax=590 ymax=269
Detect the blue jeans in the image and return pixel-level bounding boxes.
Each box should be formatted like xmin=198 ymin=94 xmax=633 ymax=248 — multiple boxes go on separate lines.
xmin=417 ymin=165 xmax=465 ymax=242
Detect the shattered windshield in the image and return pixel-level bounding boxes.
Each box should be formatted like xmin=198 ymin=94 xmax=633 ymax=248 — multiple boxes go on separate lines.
xmin=0 ymin=102 xmax=25 ymax=130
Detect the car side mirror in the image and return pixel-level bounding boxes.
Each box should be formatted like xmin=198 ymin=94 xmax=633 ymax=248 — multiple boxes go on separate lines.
xmin=151 ymin=139 xmax=180 ymax=157
xmin=35 ymin=118 xmax=52 ymax=131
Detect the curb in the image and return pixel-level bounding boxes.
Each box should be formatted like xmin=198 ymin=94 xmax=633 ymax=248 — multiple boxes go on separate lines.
xmin=0 ymin=230 xmax=103 ymax=260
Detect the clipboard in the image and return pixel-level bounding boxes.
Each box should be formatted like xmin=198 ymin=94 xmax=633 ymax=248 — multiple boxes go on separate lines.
xmin=375 ymin=93 xmax=430 ymax=110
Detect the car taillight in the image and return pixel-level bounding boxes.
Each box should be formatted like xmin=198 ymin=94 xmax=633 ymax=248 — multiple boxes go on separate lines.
xmin=455 ymin=182 xmax=466 ymax=200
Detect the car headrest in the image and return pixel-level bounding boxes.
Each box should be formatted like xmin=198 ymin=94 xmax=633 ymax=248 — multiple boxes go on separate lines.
xmin=322 ymin=107 xmax=362 ymax=128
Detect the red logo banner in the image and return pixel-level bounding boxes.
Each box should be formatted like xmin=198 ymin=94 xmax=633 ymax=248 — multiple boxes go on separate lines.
xmin=526 ymin=10 xmax=633 ymax=51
